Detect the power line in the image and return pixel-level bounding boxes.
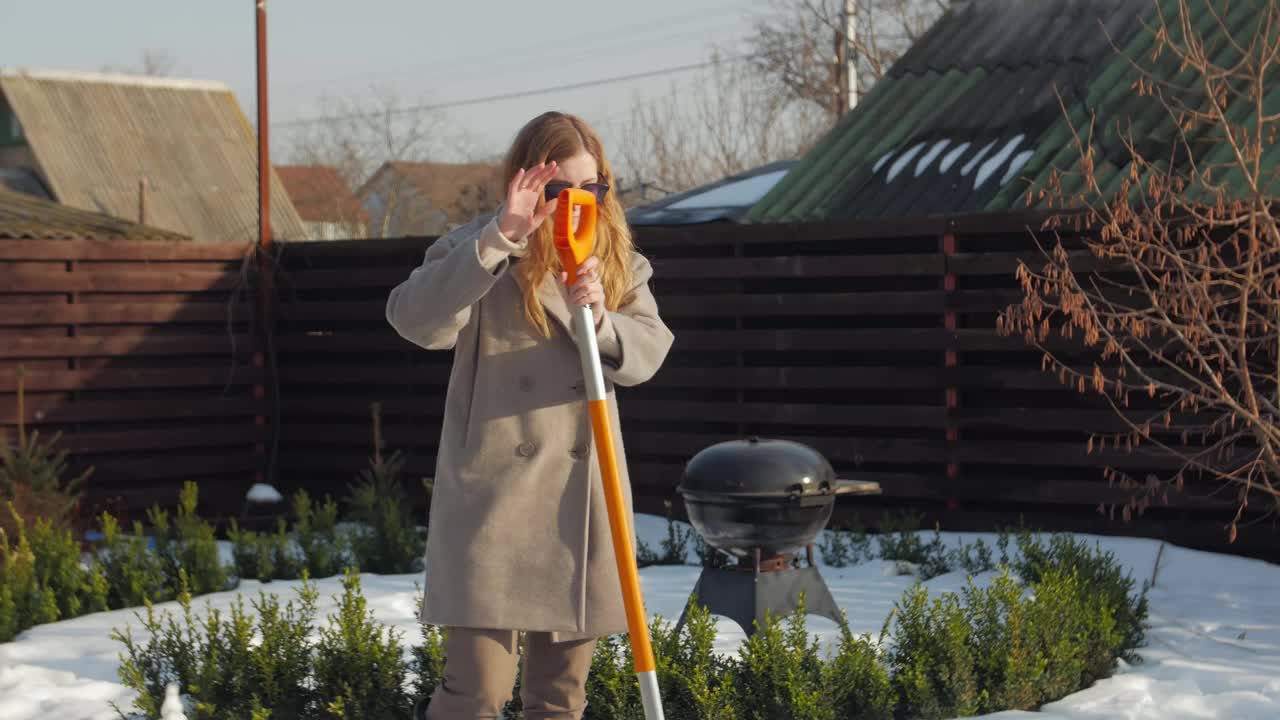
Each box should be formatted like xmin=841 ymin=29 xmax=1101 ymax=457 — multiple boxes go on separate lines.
xmin=272 ymin=54 xmax=757 ymax=129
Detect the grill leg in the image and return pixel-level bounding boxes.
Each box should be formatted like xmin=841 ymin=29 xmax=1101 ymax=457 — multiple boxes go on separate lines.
xmin=674 ymin=565 xmax=843 ymax=638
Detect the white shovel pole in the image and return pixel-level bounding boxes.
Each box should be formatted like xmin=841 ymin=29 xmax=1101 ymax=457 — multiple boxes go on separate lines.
xmin=556 ymin=188 xmax=664 ymax=720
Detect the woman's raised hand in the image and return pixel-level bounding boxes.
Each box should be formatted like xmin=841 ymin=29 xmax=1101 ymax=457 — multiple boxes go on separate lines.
xmin=497 ymin=161 xmax=558 ymax=241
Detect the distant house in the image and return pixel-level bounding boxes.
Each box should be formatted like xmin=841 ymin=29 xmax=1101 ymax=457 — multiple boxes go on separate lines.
xmin=0 ymin=69 xmax=306 ymax=242
xmin=0 ymin=186 xmax=187 ymax=241
xmin=749 ymin=0 xmax=1277 ymax=222
xmin=277 ymin=165 xmax=369 ymax=240
xmin=626 ymin=161 xmax=796 ymax=226
xmin=358 ymin=161 xmax=502 ymax=237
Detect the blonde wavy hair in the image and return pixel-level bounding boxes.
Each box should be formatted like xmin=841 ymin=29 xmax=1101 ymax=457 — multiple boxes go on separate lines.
xmin=504 ymin=112 xmax=635 ymax=338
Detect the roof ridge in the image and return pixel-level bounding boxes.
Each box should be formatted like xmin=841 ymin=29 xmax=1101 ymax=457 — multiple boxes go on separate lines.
xmin=0 ymin=68 xmax=230 ymax=92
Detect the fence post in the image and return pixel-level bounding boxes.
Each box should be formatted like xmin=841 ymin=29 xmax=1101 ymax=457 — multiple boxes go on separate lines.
xmin=942 ymin=221 xmax=960 ymax=509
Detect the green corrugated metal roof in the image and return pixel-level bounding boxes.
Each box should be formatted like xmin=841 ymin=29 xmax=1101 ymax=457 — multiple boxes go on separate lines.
xmin=749 ymin=0 xmax=1277 ymax=222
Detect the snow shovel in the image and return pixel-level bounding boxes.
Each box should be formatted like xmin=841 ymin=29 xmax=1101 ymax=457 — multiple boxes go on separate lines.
xmin=554 ymin=188 xmax=665 ymax=720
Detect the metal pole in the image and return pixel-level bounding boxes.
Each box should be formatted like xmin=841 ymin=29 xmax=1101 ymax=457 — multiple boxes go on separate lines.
xmin=256 ymin=0 xmax=271 ymax=252
xmin=844 ymin=0 xmax=858 ymax=111
xmin=254 ymin=0 xmax=277 ymax=488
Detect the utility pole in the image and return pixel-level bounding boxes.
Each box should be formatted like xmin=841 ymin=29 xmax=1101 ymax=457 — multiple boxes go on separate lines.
xmin=845 ymin=0 xmax=858 ymax=111
xmin=834 ymin=0 xmax=858 ymax=118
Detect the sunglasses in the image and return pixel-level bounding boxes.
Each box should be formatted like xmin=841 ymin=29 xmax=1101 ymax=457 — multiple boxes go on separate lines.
xmin=544 ymin=181 xmax=610 ymax=204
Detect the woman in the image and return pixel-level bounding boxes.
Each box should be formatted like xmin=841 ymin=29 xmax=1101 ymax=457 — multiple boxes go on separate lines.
xmin=385 ymin=111 xmax=674 ymax=720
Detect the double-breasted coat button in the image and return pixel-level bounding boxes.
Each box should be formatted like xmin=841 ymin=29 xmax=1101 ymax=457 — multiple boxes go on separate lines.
xmin=570 ymin=381 xmax=584 ymax=395
xmin=569 ymin=446 xmax=588 ymax=460
xmin=517 ymin=441 xmax=537 ymax=457
xmin=518 ymin=375 xmax=535 ymax=392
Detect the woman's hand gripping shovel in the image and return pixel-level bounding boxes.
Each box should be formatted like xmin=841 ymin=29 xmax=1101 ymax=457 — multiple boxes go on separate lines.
xmin=554 ymin=189 xmax=665 ymax=720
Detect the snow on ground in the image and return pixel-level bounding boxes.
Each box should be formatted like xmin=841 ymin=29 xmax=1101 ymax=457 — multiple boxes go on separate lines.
xmin=2 ymin=515 xmax=1278 ymax=719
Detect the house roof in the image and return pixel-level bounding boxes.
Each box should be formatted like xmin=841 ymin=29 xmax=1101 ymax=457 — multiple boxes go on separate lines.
xmin=360 ymin=161 xmax=502 ymax=222
xmin=0 ymin=69 xmax=307 ymax=242
xmin=626 ymin=160 xmax=797 ymax=226
xmin=0 ymin=186 xmax=188 ymax=241
xmin=749 ymin=0 xmax=1275 ymax=222
xmin=277 ymin=165 xmax=368 ymax=224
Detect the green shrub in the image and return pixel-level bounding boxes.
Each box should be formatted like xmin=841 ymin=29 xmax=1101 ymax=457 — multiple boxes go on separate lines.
xmin=409 ymin=621 xmax=447 ymax=710
xmin=114 ymin=572 xmax=320 ymax=720
xmin=823 ymin=619 xmax=894 ymax=720
xmin=734 ymin=599 xmax=830 ymax=720
xmin=963 ymin=569 xmax=1044 ymax=713
xmin=148 ymin=482 xmax=229 ymax=596
xmin=293 ymin=490 xmax=347 ymax=579
xmin=585 ymin=627 xmax=642 ymax=719
xmin=0 ymin=508 xmax=59 ymax=642
xmin=878 ymin=527 xmax=952 ymax=580
xmin=954 ymin=538 xmax=998 ymax=576
xmin=313 ymin=569 xmax=411 ymax=718
xmin=818 ymin=526 xmax=874 ymax=568
xmin=26 ymin=509 xmax=108 ymax=620
xmin=0 ymin=367 xmax=92 ymax=538
xmin=347 ymin=449 xmax=424 ymax=576
xmin=888 ymin=584 xmax=980 ymax=719
xmin=1013 ymin=532 xmax=1148 ymax=668
xmin=651 ymin=603 xmax=737 ymax=720
xmin=97 ymin=512 xmax=170 ymax=609
xmin=228 ymin=518 xmax=301 ymax=583
xmin=0 ymin=503 xmax=107 ymax=642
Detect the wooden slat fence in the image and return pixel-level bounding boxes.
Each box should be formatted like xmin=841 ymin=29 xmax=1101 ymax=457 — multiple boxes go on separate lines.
xmin=2 ymin=215 xmax=1275 ymax=560
xmin=0 ymin=238 xmax=265 ymax=519
xmin=271 ymin=217 xmax=1277 ymax=561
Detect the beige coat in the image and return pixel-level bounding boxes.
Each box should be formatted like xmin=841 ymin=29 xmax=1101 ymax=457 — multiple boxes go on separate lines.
xmin=385 ymin=213 xmax=674 ymax=641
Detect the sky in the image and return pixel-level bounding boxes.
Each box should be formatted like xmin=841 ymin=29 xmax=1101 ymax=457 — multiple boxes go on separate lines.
xmin=0 ymin=0 xmax=772 ymax=171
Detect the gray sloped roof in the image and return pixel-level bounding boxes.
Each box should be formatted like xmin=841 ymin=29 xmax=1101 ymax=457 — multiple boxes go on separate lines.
xmin=0 ymin=69 xmax=306 ymax=242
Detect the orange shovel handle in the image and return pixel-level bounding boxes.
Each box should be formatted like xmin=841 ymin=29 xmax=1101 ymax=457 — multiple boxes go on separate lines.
xmin=553 ymin=187 xmax=598 ymax=277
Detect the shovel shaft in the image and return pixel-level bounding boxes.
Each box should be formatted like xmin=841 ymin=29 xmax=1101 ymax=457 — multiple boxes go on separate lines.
xmin=573 ymin=305 xmax=663 ymax=720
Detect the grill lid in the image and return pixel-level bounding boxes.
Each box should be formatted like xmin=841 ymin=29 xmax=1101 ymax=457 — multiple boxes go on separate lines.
xmin=677 ymin=437 xmax=845 ymax=500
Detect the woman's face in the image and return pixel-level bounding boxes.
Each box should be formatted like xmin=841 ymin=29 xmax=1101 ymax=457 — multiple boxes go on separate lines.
xmin=548 ymin=151 xmax=599 ymax=232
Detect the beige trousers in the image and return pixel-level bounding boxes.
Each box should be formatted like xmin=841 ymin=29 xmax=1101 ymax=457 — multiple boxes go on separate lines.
xmin=424 ymin=627 xmax=598 ymax=720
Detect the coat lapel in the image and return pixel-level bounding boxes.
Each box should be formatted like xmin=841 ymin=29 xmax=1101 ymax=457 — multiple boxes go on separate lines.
xmin=513 ymin=262 xmax=575 ymax=336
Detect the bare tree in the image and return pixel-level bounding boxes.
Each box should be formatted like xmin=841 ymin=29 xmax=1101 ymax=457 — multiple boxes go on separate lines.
xmin=286 ymin=86 xmax=444 ymax=194
xmin=746 ymin=0 xmax=950 ymax=122
xmin=102 ymin=49 xmax=180 ymax=77
xmin=615 ymin=52 xmax=830 ymax=197
xmin=1000 ymin=0 xmax=1280 ymax=539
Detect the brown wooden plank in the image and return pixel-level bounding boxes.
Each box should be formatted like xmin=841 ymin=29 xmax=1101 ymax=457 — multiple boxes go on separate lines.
xmin=0 ymin=240 xmax=248 ymax=262
xmin=277 ymin=292 xmax=947 ymax=325
xmin=0 ymin=302 xmax=233 ymax=327
xmin=2 ymin=366 xmax=264 ymax=392
xmin=276 ymin=329 xmax=959 ymax=354
xmin=277 ymin=396 xmax=943 ymax=428
xmin=0 ymin=396 xmax=263 ymax=424
xmin=650 ymin=255 xmax=944 ymax=279
xmin=948 ymin=250 xmax=1112 ymax=276
xmin=277 ymin=424 xmax=943 ymax=465
xmin=61 ymin=425 xmax=264 ymax=453
xmin=281 ymin=254 xmax=946 ymax=290
xmin=950 ymin=407 xmax=1192 ymax=432
xmin=5 ymin=269 xmax=239 ymax=293
xmin=950 ymin=441 xmax=1203 ymax=470
xmin=660 ymin=291 xmax=944 ymax=316
xmin=0 ymin=334 xmax=254 ymax=359
xmin=274 ymin=365 xmax=937 ymax=390
xmin=280 ymin=396 xmax=444 ymax=418
xmin=623 ymin=400 xmax=945 ymax=428
xmin=87 ymin=452 xmax=263 ymax=480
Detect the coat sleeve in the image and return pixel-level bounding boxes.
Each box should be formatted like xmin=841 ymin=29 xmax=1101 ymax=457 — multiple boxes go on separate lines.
xmin=385 ymin=216 xmax=520 ymax=350
xmin=594 ymin=254 xmax=674 ymax=387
